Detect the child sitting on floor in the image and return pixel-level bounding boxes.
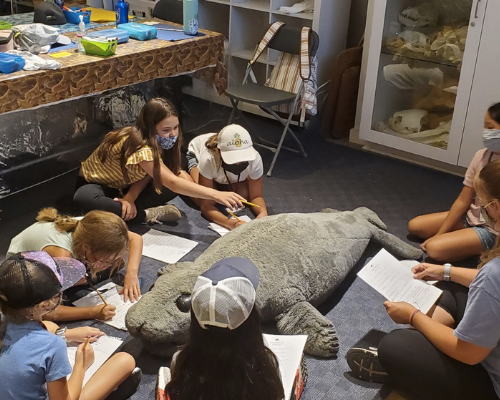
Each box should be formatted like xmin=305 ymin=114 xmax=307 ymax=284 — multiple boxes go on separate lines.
xmin=8 ymin=207 xmax=142 ymax=320
xmin=0 ymin=252 xmax=140 ymax=400
xmin=187 ymin=125 xmax=268 ymax=230
xmin=166 ymin=257 xmax=284 ymax=400
xmin=348 ymin=159 xmax=500 ymax=400
xmin=408 ymin=102 xmax=500 ymax=262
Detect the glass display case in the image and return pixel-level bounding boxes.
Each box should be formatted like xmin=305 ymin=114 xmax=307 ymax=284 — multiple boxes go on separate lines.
xmin=358 ymin=0 xmax=486 ymax=164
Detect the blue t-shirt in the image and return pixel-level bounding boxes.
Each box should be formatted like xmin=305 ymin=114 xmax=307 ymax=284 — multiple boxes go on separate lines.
xmin=0 ymin=320 xmax=72 ymax=400
xmin=455 ymin=257 xmax=500 ymax=397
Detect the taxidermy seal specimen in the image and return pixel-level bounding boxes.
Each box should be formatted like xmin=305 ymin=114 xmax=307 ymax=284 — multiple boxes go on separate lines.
xmin=127 ymin=208 xmax=423 ymax=358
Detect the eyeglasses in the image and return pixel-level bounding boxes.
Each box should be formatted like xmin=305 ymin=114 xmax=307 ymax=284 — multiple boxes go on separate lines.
xmin=83 ymin=249 xmax=119 ymax=272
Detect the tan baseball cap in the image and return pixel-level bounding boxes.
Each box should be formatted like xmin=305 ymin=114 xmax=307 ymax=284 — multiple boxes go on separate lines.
xmin=217 ymin=124 xmax=258 ymax=164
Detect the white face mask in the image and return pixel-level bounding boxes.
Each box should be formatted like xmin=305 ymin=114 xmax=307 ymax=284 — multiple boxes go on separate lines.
xmin=483 ymin=129 xmax=500 ymax=152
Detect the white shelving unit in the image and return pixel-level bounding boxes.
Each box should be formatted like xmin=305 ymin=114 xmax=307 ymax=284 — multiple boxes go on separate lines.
xmin=186 ymin=0 xmax=352 ymax=115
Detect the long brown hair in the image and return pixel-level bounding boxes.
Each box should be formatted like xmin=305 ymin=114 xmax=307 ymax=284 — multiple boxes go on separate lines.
xmin=476 ymin=161 xmax=500 ymax=267
xmin=167 ymin=308 xmax=285 ymax=400
xmin=96 ymin=98 xmax=182 ymax=193
xmin=36 ymin=208 xmax=129 ymax=262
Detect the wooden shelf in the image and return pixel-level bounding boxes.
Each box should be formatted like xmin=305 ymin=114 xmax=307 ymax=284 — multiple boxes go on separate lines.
xmin=271 ymin=10 xmax=313 ymax=20
xmin=205 ymin=0 xmax=230 ymax=5
xmin=231 ymin=0 xmax=270 ymax=12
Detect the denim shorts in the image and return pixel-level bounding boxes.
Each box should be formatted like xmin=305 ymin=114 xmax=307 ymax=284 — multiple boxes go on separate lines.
xmin=186 ymin=150 xmax=198 ymax=172
xmin=463 ymin=216 xmax=497 ymax=250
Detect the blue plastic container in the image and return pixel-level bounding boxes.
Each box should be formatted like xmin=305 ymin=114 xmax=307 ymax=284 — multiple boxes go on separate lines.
xmin=63 ymin=8 xmax=91 ymax=25
xmin=86 ymin=28 xmax=130 ymax=44
xmin=117 ymin=23 xmax=157 ymax=41
xmin=0 ymin=52 xmax=25 ymax=74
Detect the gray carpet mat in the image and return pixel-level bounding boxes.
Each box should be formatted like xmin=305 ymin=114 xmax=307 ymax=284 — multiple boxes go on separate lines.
xmin=0 ymin=101 xmax=464 ymax=399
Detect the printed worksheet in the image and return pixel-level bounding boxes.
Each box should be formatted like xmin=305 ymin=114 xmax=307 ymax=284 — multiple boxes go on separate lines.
xmin=142 ymin=230 xmax=198 ymax=263
xmin=67 ymin=335 xmax=123 ymax=386
xmin=263 ymin=334 xmax=307 ymax=400
xmin=73 ymin=282 xmax=140 ymax=331
xmin=357 ymin=249 xmax=442 ymax=314
xmin=208 ymin=215 xmax=253 ymax=236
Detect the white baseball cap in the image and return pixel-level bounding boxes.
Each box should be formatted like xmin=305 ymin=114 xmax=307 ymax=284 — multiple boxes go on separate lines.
xmin=191 ymin=257 xmax=259 ymax=330
xmin=217 ymin=125 xmax=258 ymax=165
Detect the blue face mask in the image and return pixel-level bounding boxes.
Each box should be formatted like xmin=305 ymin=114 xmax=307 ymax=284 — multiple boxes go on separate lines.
xmin=157 ymin=135 xmax=178 ymax=150
xmin=483 ymin=129 xmax=500 ymax=153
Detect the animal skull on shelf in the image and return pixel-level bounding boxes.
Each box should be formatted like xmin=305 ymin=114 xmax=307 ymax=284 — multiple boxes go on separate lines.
xmin=399 ymin=3 xmax=439 ymax=28
xmin=389 ymin=109 xmax=429 ymax=134
xmin=399 ymin=31 xmax=429 ymax=53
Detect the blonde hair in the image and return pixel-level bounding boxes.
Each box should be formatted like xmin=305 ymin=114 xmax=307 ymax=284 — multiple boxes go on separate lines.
xmin=205 ymin=133 xmax=222 ymax=169
xmin=475 ymin=161 xmax=500 ymax=268
xmin=36 ymin=208 xmax=129 ymax=261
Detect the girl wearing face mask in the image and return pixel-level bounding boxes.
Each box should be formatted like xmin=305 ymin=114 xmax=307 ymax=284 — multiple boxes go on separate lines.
xmin=186 ymin=124 xmax=268 ymax=230
xmin=407 ymin=102 xmax=500 ymax=262
xmin=74 ymin=98 xmax=244 ymax=225
xmin=347 ymin=160 xmax=500 ymax=400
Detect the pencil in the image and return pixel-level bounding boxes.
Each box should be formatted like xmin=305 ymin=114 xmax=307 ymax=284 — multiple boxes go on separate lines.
xmin=227 ymin=210 xmax=244 ymax=224
xmin=241 ymin=200 xmax=261 ymax=208
xmin=85 ymin=273 xmax=109 ymax=306
xmin=95 ymin=288 xmax=109 ymax=307
xmin=83 ymin=337 xmax=90 ymax=350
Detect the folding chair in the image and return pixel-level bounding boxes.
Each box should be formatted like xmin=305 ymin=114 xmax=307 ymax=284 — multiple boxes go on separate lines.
xmin=225 ymin=23 xmax=319 ymax=176
xmin=152 ymin=0 xmax=183 ymax=23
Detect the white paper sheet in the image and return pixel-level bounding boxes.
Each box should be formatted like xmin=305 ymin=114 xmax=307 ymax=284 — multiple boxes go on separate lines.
xmin=73 ymin=282 xmax=140 ymax=331
xmin=357 ymin=249 xmax=442 ymax=314
xmin=263 ymin=334 xmax=307 ymax=400
xmin=67 ymin=335 xmax=123 ymax=386
xmin=142 ymin=230 xmax=198 ymax=263
xmin=208 ymin=215 xmax=253 ymax=236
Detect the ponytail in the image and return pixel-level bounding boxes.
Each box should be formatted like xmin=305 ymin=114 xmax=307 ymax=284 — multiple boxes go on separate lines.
xmin=36 ymin=208 xmax=78 ymax=233
xmin=205 ymin=133 xmax=222 ymax=169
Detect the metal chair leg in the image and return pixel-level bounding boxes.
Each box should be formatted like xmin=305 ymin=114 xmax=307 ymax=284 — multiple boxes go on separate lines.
xmin=266 ymin=108 xmax=307 ymax=158
xmin=228 ymin=98 xmax=239 ymax=124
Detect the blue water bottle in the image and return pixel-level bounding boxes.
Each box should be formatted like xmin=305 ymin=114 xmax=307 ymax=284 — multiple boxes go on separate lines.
xmin=116 ymin=0 xmax=129 ymax=26
xmin=183 ymin=0 xmax=198 ymax=36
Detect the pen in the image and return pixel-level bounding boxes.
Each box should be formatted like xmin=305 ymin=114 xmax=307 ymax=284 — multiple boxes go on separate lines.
xmin=83 ymin=337 xmax=91 ymax=350
xmin=240 ymin=200 xmax=261 ymax=208
xmin=227 ymin=210 xmax=244 ymax=224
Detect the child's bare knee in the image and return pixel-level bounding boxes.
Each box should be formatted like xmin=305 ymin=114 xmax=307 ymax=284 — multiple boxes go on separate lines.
xmin=425 ymin=240 xmax=446 ymax=262
xmin=408 ymin=217 xmax=423 ymax=236
xmin=114 ymin=352 xmax=136 ymax=373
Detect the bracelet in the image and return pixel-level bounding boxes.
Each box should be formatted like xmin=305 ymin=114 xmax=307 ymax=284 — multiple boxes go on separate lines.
xmin=409 ymin=309 xmax=420 ymax=325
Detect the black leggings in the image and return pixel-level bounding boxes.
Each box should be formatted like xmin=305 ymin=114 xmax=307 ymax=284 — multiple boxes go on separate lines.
xmin=73 ymin=176 xmax=177 ymax=224
xmin=378 ymin=282 xmax=498 ymax=400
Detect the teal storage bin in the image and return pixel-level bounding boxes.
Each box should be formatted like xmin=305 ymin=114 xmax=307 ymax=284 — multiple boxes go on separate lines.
xmin=117 ymin=23 xmax=157 ymax=41
xmin=63 ymin=8 xmax=91 ymax=24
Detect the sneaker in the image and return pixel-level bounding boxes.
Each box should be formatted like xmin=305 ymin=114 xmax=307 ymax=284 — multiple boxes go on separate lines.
xmin=346 ymin=346 xmax=390 ymax=383
xmin=106 ymin=367 xmax=142 ymax=400
xmin=144 ymin=205 xmax=182 ymax=224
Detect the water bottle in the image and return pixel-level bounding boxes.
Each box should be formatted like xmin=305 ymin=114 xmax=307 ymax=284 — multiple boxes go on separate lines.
xmin=54 ymin=0 xmax=64 ymax=9
xmin=183 ymin=0 xmax=198 ymax=36
xmin=77 ymin=15 xmax=86 ymax=54
xmin=115 ymin=0 xmax=129 ymax=26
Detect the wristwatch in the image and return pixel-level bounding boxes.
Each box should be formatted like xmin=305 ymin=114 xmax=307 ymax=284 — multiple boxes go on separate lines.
xmin=443 ymin=263 xmax=451 ymax=281
xmin=55 ymin=326 xmax=67 ymax=342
